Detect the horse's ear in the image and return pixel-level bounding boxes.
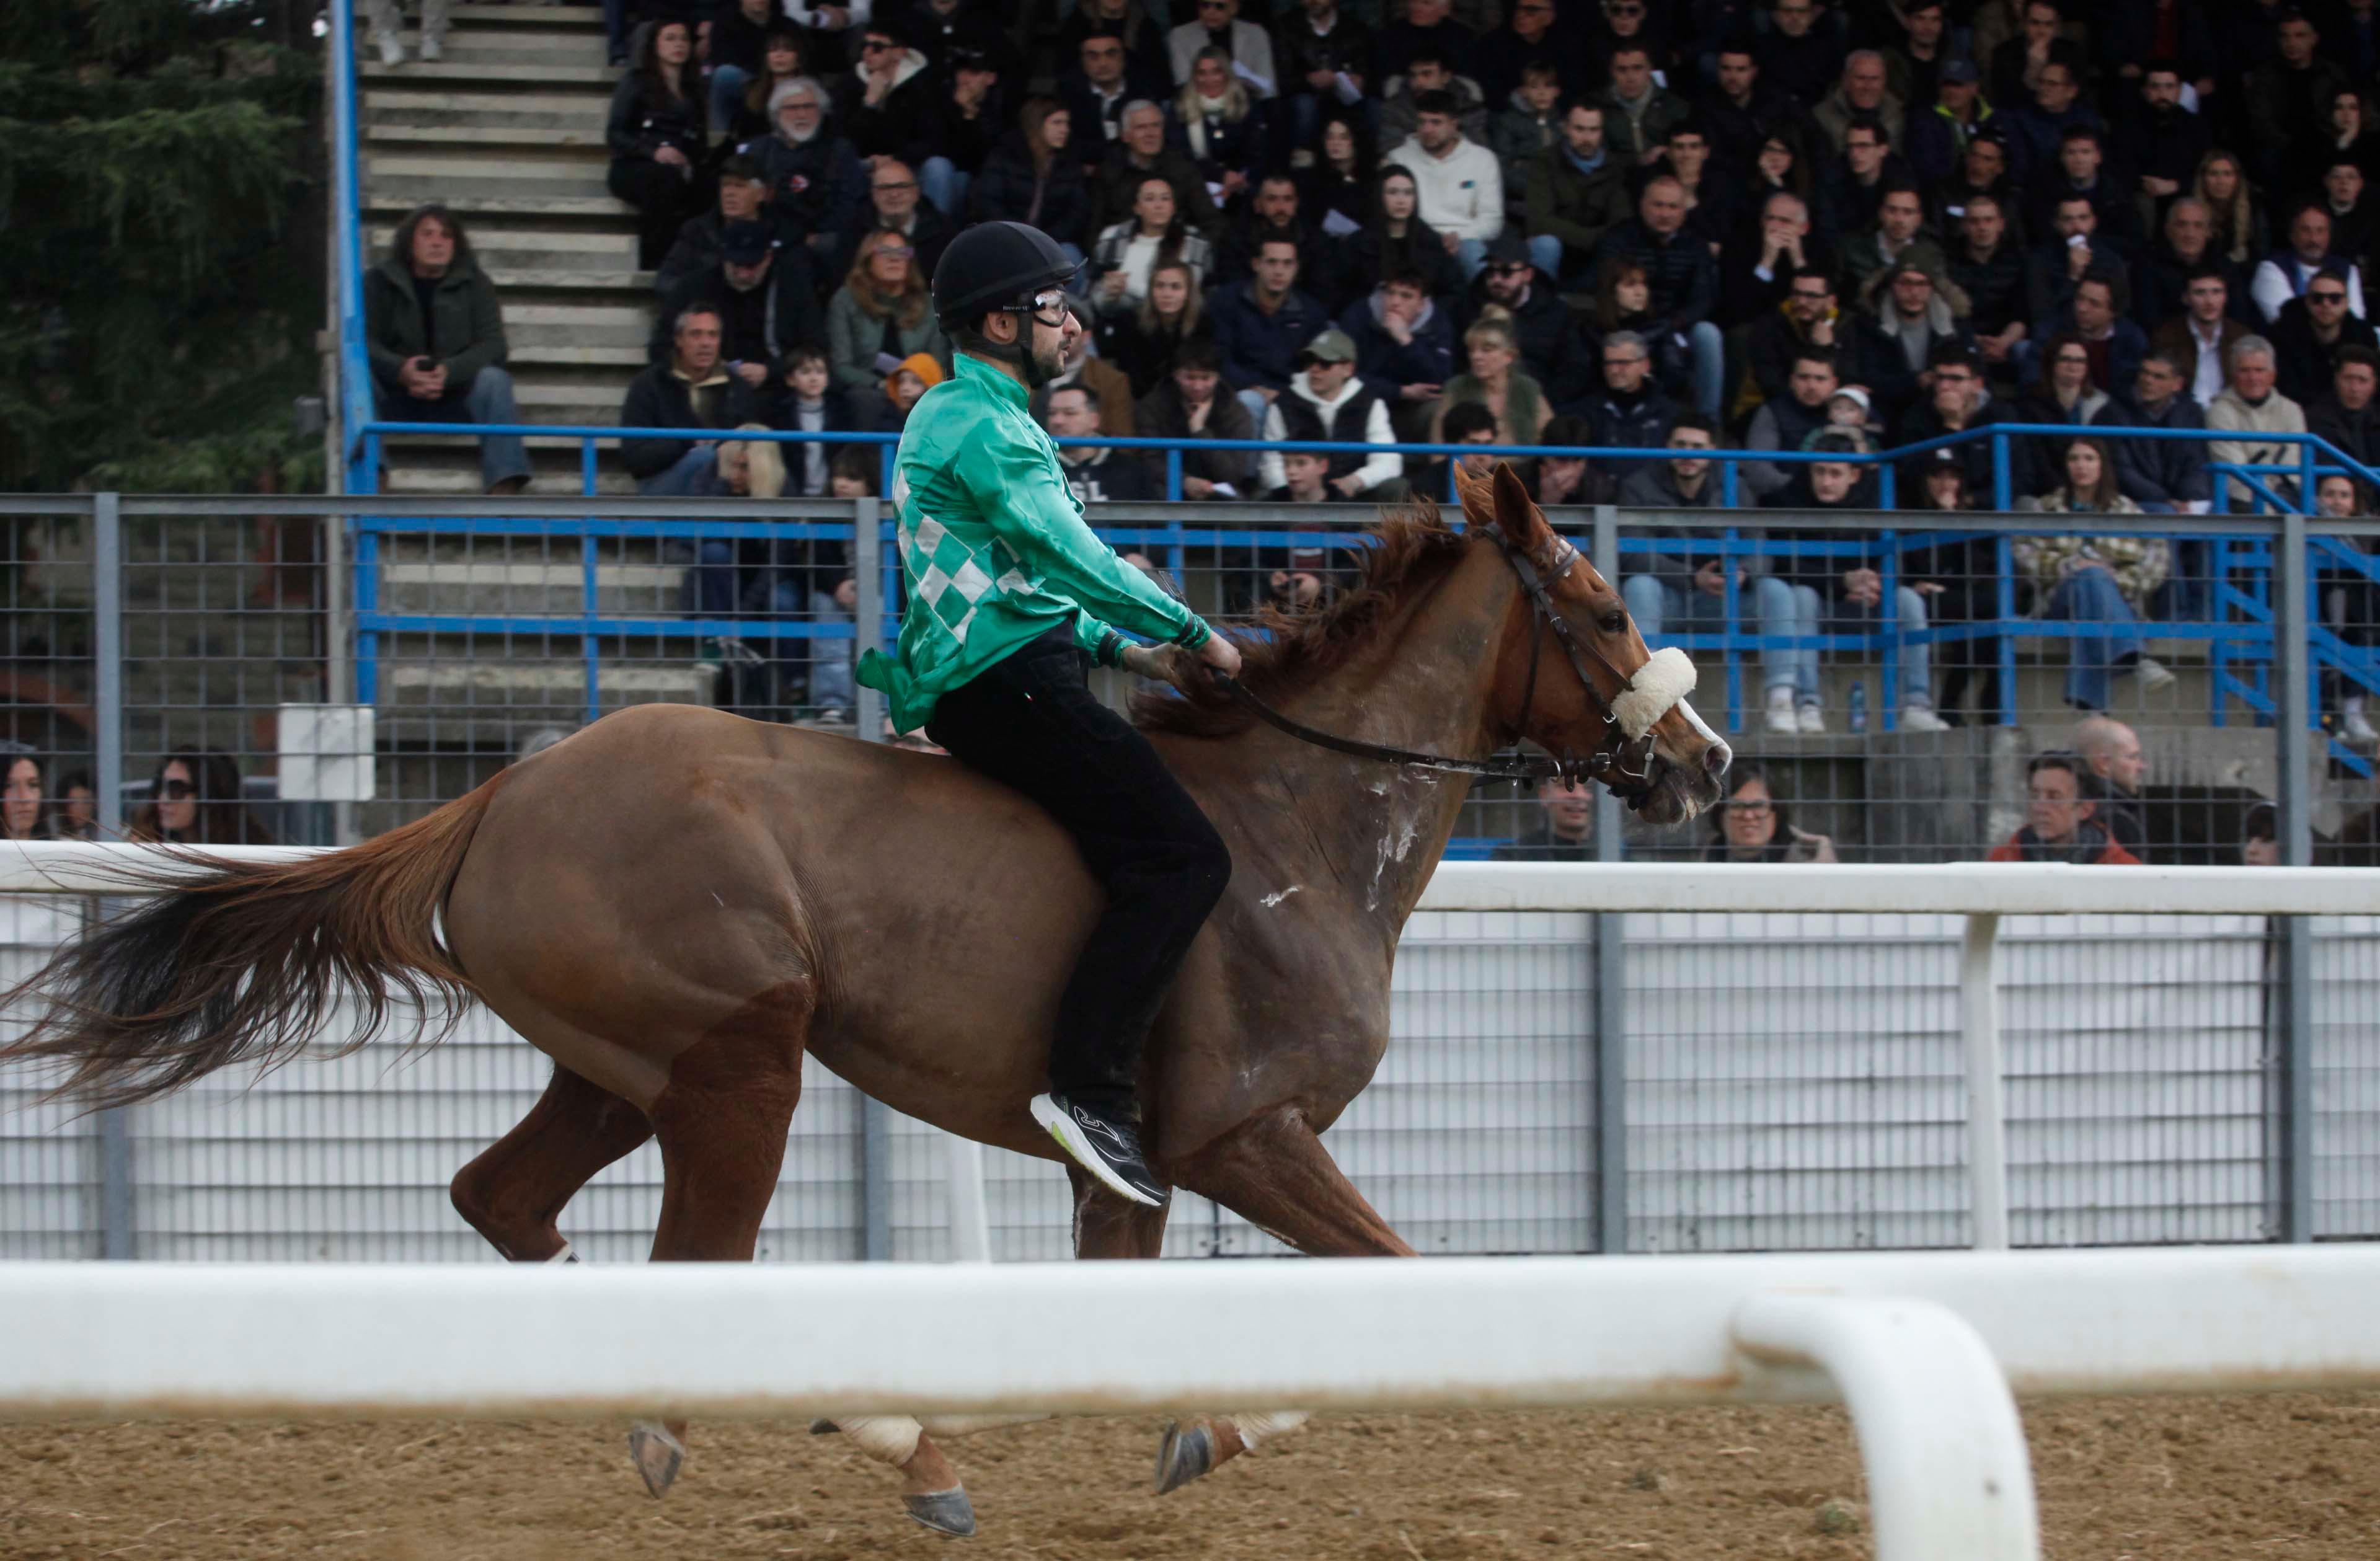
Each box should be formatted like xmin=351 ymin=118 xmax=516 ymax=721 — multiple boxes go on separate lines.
xmin=1490 ymin=461 xmax=1549 ymax=551
xmin=1451 ymin=461 xmax=1549 ymax=549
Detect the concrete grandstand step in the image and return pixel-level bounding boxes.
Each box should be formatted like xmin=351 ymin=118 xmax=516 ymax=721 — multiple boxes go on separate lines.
xmin=352 ymin=2 xmax=608 ymax=25
xmin=366 ymin=152 xmax=608 ymax=185
xmin=383 ymin=462 xmax=640 ymax=495
xmin=369 ymin=223 xmax=637 ymax=267
xmin=376 ymin=661 xmax=714 ymax=741
xmin=508 ymin=342 xmax=649 ymax=368
xmin=365 ymin=86 xmax=612 ymax=120
xmin=479 ymin=266 xmax=654 ymax=291
xmin=359 ymin=58 xmax=617 ymax=87
xmin=371 ymin=30 xmax=609 ymax=67
xmin=379 ymin=559 xmax=692 ymax=616
xmin=365 ymin=123 xmax=611 ymax=152
xmin=364 ymin=191 xmax=632 ymax=220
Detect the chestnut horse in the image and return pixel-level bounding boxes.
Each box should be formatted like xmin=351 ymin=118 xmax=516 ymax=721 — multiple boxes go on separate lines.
xmin=0 ymin=466 xmax=1728 ymax=1536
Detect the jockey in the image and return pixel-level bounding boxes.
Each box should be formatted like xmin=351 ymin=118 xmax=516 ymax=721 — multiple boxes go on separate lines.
xmin=857 ymin=221 xmax=1244 ymax=1206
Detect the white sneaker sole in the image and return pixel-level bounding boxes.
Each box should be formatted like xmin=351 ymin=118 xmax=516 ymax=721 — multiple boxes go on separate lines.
xmin=1030 ymin=1094 xmax=1163 ymax=1207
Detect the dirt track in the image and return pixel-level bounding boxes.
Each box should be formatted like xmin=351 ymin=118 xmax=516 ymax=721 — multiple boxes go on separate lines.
xmin=2 ymin=1395 xmax=2374 ymax=1559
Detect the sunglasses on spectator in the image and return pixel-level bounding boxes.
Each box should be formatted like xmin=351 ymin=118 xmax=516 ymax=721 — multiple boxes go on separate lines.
xmin=872 ymin=243 xmax=916 ymax=258
xmin=1487 ymin=262 xmax=1531 ymax=275
xmin=2312 ymin=289 xmax=2350 ymax=303
xmin=862 ymin=35 xmax=898 ymax=49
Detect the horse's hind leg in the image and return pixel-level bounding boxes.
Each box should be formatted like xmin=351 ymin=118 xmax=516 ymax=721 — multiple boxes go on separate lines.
xmin=450 ymin=1063 xmax=653 ymax=1262
xmin=1153 ymin=1105 xmax=1418 ymax=1494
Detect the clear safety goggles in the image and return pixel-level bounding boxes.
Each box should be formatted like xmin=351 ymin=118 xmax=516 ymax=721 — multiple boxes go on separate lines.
xmin=1025 ymin=289 xmax=1071 ymax=328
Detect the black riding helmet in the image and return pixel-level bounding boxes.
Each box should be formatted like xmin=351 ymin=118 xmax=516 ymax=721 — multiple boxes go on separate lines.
xmin=932 ymin=221 xmax=1077 ymax=334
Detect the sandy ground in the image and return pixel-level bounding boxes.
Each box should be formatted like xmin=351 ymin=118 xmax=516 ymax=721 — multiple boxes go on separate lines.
xmin=2 ymin=1394 xmax=2375 ymax=1560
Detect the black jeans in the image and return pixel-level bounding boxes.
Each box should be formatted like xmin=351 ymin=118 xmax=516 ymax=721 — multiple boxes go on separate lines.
xmin=926 ymin=624 xmax=1231 ymax=1118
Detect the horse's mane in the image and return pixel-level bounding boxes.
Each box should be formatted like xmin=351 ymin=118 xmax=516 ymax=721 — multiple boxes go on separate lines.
xmin=1130 ymin=499 xmax=1476 ymax=738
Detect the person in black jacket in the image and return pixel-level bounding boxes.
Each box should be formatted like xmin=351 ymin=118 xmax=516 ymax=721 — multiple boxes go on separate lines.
xmin=1591 ymin=175 xmax=1725 ymax=417
xmin=1577 ymin=329 xmax=1679 ymax=449
xmin=918 ymin=48 xmax=1007 ymax=219
xmin=607 ymin=20 xmax=712 ymax=270
xmin=2307 ymin=344 xmax=2380 ymax=469
xmin=365 ymin=203 xmax=531 ymax=495
xmin=657 ymin=154 xmax=769 ymax=296
xmin=2269 ymin=271 xmax=2380 ymax=405
xmin=833 ymin=21 xmax=940 ymax=166
xmin=746 ymin=77 xmax=866 ymax=264
xmin=622 ymin=303 xmax=766 ymax=493
xmin=1763 ymin=429 xmax=1947 ymax=731
xmin=970 ymin=98 xmax=1095 ymax=255
xmin=650 ymin=221 xmax=826 ymax=379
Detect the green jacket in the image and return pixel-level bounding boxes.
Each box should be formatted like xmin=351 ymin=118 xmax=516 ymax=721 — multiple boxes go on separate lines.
xmin=857 ymin=353 xmax=1213 ymax=731
xmin=363 ymin=251 xmax=508 ymax=391
xmin=857 ymin=350 xmax=1209 ymax=728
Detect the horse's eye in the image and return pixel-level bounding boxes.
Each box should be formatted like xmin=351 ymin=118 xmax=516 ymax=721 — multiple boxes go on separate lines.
xmin=1598 ymin=611 xmax=1627 ymax=635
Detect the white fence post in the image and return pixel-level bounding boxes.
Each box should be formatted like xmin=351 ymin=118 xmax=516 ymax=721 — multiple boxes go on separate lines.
xmin=1733 ymin=1292 xmax=2039 ymax=1561
xmin=1960 ymin=913 xmax=2010 ymax=1252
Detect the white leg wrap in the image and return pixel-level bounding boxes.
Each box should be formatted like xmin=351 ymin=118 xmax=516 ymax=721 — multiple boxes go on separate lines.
xmin=836 ymin=1413 xmax=924 ymax=1466
xmin=917 ymin=1413 xmax=1050 ymax=1439
xmin=1226 ymin=1409 xmax=1311 ymax=1451
xmin=547 ymin=1241 xmax=577 ymax=1263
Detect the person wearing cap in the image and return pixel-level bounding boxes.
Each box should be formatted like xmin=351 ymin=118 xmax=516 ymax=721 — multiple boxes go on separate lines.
xmin=1850 ymin=254 xmax=1972 ymax=422
xmin=1257 ymin=327 xmax=1401 ymax=496
xmin=650 ymin=218 xmax=826 ymax=383
xmin=656 ymin=154 xmax=772 ymax=296
xmin=1904 ymin=56 xmax=1992 ymax=190
xmin=857 ymin=221 xmax=1242 ymax=1206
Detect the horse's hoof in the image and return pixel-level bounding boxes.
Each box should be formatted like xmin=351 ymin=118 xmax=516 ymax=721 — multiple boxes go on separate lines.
xmin=903 ymin=1486 xmax=978 ymax=1537
xmin=1154 ymin=1421 xmax=1213 ymax=1495
xmin=627 ymin=1420 xmax=686 ymax=1498
xmin=808 ymin=1418 xmax=840 ymax=1435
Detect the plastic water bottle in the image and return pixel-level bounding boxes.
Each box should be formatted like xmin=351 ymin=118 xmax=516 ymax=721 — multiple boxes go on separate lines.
xmin=1848 ymin=681 xmax=1868 ymax=734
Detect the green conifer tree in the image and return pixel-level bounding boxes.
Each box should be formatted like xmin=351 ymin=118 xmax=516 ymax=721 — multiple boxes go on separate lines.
xmin=0 ymin=0 xmax=324 ymax=492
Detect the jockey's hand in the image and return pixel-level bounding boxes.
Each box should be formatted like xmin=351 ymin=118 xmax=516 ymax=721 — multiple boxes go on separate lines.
xmin=1197 ymin=633 xmax=1243 ymax=678
xmin=1120 ymin=642 xmax=1205 ymax=698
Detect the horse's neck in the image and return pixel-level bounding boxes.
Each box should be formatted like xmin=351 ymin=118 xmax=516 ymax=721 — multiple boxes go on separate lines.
xmin=1228 ymin=543 xmax=1514 ymax=924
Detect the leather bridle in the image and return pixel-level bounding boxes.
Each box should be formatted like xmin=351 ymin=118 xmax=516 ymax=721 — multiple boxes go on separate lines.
xmin=1211 ymin=531 xmax=1666 ymax=807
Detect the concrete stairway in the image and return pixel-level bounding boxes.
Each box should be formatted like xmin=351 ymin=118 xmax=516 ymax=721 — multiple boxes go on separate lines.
xmin=352 ymin=5 xmax=714 ymax=732
xmin=358 ymin=2 xmax=647 ymax=495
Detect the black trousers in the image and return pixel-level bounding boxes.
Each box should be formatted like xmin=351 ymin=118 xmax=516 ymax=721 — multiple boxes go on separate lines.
xmin=926 ymin=625 xmax=1231 ymax=1118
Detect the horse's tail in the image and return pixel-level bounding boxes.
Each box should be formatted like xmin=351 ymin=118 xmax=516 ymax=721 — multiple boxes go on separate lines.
xmin=0 ymin=776 xmax=508 ymax=1110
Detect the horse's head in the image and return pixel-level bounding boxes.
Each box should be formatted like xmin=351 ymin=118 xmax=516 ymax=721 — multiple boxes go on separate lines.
xmin=1456 ymin=461 xmax=1730 ymax=826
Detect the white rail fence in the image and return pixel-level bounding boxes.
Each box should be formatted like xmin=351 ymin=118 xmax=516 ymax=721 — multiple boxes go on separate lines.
xmin=1 ymin=847 xmax=2376 ymax=1260
xmin=5 ymin=1247 xmax=2380 ymax=1561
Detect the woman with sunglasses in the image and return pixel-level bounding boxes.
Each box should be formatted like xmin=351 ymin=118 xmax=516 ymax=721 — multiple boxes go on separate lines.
xmin=827 ymin=230 xmax=950 ymax=425
xmin=859 ymin=221 xmax=1242 ymax=1206
xmin=129 ymin=750 xmax=275 ymax=846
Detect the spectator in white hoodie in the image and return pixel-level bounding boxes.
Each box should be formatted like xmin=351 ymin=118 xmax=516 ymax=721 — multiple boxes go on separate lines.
xmin=1258 ymin=327 xmax=1403 ymax=495
xmin=1386 ymin=88 xmax=1503 ymax=280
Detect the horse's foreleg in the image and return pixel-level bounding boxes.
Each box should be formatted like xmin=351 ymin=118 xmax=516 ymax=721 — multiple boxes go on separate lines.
xmin=1153 ymin=1105 xmax=1416 ymax=1494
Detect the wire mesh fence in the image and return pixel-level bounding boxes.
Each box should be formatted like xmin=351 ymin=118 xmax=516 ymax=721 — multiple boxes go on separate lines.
xmin=0 ymin=494 xmax=2371 ymax=1260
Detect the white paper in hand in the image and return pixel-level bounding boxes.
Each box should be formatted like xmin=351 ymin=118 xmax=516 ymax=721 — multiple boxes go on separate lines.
xmin=1322 ymin=208 xmax=1362 ymax=238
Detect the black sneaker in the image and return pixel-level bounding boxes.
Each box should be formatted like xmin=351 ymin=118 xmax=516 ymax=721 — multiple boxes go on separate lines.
xmin=1030 ymin=1092 xmax=1167 ymax=1207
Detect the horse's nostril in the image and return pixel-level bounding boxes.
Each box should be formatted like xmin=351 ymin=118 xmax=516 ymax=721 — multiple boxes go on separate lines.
xmin=1704 ymin=743 xmax=1733 ymax=774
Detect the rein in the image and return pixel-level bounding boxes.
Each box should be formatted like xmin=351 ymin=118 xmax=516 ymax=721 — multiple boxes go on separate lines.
xmin=1208 ymin=534 xmax=1664 ymax=800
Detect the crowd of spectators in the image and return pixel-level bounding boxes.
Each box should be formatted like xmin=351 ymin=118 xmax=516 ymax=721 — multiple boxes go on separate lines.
xmin=372 ymin=0 xmax=2380 ymax=743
